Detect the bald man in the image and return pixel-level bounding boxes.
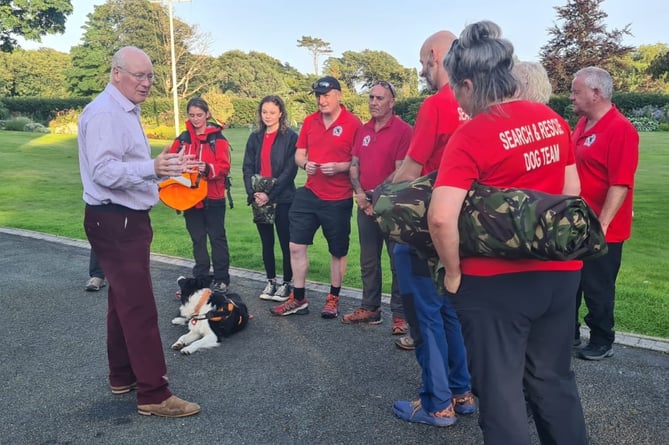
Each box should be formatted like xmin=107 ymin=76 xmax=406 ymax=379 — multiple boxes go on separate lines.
xmin=391 ymin=31 xmax=475 ymax=427
xmin=79 ymin=46 xmax=200 ymax=418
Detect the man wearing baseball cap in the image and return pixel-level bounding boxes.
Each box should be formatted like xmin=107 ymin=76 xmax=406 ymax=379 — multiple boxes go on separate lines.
xmin=270 ymin=75 xmax=362 ymax=319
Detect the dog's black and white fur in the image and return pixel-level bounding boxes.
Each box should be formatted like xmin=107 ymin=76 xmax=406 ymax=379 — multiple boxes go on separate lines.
xmin=171 ymin=276 xmax=250 ymax=355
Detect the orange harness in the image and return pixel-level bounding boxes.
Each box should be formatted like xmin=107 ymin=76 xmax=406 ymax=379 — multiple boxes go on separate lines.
xmin=189 ymin=289 xmax=244 ymax=326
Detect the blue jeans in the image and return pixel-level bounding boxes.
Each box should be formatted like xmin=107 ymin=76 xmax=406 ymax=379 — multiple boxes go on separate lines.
xmin=393 ymin=244 xmax=471 ymax=413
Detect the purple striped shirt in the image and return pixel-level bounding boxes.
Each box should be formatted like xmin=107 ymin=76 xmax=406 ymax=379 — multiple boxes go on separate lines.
xmin=78 ymin=83 xmax=159 ymax=210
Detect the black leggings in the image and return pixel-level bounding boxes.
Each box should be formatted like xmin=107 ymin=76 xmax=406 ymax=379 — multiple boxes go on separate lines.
xmin=256 ymin=202 xmax=292 ymax=282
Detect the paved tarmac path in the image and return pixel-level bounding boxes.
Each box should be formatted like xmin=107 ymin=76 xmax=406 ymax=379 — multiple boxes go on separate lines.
xmin=1 ymin=229 xmax=667 ymax=445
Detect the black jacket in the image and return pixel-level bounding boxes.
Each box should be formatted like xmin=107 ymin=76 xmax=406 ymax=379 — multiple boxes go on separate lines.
xmin=242 ymin=128 xmax=298 ymax=205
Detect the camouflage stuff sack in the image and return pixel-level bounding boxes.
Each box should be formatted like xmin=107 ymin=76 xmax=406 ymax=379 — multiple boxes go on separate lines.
xmin=371 ymin=171 xmax=437 ymax=261
xmin=372 ymin=172 xmax=607 ymax=261
xmin=459 ymin=182 xmax=607 ymax=261
xmin=251 ymin=175 xmax=277 ymax=225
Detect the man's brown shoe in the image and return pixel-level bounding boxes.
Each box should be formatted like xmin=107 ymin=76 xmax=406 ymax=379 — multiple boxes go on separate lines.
xmin=111 ymin=382 xmax=137 ymax=395
xmin=137 ymin=395 xmax=201 ymax=417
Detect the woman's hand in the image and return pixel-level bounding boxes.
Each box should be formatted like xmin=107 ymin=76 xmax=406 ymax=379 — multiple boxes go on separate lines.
xmin=254 ymin=192 xmax=270 ymax=206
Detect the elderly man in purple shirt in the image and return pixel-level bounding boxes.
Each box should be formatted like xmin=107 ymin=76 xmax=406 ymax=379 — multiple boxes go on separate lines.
xmin=78 ymin=46 xmax=200 ymax=418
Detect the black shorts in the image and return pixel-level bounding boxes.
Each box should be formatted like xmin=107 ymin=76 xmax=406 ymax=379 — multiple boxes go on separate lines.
xmin=289 ymin=187 xmax=353 ymax=257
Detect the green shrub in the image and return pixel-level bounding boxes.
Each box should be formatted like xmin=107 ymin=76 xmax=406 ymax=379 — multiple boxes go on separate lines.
xmin=629 ymin=116 xmax=660 ymax=132
xmin=24 ymin=122 xmax=50 ymax=133
xmin=2 ymin=117 xmax=33 ymax=131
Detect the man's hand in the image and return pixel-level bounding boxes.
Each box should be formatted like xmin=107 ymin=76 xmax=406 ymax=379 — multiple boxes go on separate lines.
xmin=444 ymin=269 xmax=462 ymax=294
xmin=319 ymin=162 xmax=338 ymax=176
xmin=154 ymin=146 xmax=188 ymax=177
xmin=354 ymin=192 xmax=374 ymax=216
xmin=304 ymin=161 xmax=320 ymax=175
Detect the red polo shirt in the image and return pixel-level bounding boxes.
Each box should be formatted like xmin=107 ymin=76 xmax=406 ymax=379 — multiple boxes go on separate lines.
xmin=436 ymin=100 xmax=581 ymax=275
xmin=572 ymin=105 xmax=639 ymax=242
xmin=407 ymin=84 xmax=469 ymax=174
xmin=352 ymin=115 xmax=412 ymax=191
xmin=297 ymin=104 xmax=362 ymax=200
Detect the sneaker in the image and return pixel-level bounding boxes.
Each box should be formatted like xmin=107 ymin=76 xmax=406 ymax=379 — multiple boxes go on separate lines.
xmin=452 ymin=391 xmax=477 ymax=415
xmin=577 ymin=343 xmax=613 ymax=360
xmin=393 ymin=400 xmax=457 ymax=427
xmin=259 ymin=280 xmax=277 ymax=300
xmin=85 ymin=277 xmax=106 ymax=292
xmin=137 ymin=395 xmax=201 ymax=418
xmin=271 ymin=282 xmax=292 ymax=302
xmin=395 ymin=335 xmax=415 ymax=350
xmin=321 ymin=294 xmax=339 ymax=319
xmin=573 ymin=338 xmax=582 ymax=348
xmin=341 ymin=307 xmax=382 ymax=325
xmin=270 ymin=294 xmax=309 ymax=316
xmin=211 ymin=280 xmax=228 ymax=294
xmin=110 ymin=382 xmax=137 ymax=395
xmin=391 ymin=317 xmax=409 ymax=335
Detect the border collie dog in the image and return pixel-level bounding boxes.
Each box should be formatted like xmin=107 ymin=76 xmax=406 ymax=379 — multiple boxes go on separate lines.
xmin=171 ymin=276 xmax=250 ymax=355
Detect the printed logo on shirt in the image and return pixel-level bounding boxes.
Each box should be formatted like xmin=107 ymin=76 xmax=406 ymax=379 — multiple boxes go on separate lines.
xmin=332 ymin=126 xmax=343 ymax=137
xmin=584 ymin=135 xmax=596 ymax=147
xmin=362 ymin=135 xmax=371 ymax=147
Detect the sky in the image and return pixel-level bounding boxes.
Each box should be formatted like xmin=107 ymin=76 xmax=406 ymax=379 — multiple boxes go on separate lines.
xmin=20 ymin=0 xmax=669 ymax=75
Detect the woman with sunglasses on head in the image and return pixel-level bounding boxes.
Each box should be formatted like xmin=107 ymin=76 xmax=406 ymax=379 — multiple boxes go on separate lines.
xmin=168 ymin=97 xmax=232 ymax=294
xmin=242 ymin=95 xmax=299 ymax=302
xmin=427 ymin=21 xmax=587 ymax=445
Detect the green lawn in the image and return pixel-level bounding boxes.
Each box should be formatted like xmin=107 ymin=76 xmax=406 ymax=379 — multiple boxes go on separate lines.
xmin=0 ymin=129 xmax=667 ymax=338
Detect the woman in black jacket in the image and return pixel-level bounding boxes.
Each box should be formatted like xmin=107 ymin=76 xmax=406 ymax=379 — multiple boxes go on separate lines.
xmin=242 ymin=95 xmax=298 ymax=302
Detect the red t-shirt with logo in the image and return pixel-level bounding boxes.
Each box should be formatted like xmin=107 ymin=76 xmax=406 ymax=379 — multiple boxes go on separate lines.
xmin=572 ymin=105 xmax=639 ymax=243
xmin=435 ymin=100 xmax=582 ymax=276
xmin=407 ymin=84 xmax=469 ymax=174
xmin=297 ymin=105 xmax=362 ymax=200
xmin=352 ymin=115 xmax=412 ymax=191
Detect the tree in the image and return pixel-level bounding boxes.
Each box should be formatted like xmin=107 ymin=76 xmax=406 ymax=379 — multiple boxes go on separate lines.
xmin=539 ymin=0 xmax=634 ymax=93
xmin=0 ymin=48 xmax=72 ymax=96
xmin=0 ymin=0 xmax=73 ymax=52
xmin=611 ymin=44 xmax=669 ymax=93
xmin=216 ymin=50 xmax=305 ymax=99
xmin=648 ymin=50 xmax=669 ymax=82
xmin=297 ymin=36 xmax=332 ymax=75
xmin=67 ymin=0 xmax=214 ymax=98
xmin=324 ymin=50 xmax=418 ymax=96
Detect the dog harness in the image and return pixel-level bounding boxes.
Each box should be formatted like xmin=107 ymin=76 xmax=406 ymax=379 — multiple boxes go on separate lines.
xmin=188 ymin=288 xmax=245 ymax=326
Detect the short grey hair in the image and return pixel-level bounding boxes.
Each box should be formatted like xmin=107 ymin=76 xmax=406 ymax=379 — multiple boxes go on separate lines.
xmin=512 ymin=61 xmax=552 ymax=104
xmin=573 ymin=66 xmax=613 ymax=99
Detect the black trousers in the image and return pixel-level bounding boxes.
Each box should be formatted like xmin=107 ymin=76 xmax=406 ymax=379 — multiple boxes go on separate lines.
xmin=450 ymin=271 xmax=588 ymax=445
xmin=256 ymin=202 xmax=292 ymax=283
xmin=184 ymin=200 xmax=230 ymax=284
xmin=575 ymin=242 xmax=624 ymax=347
xmin=89 ymin=248 xmax=105 ymax=279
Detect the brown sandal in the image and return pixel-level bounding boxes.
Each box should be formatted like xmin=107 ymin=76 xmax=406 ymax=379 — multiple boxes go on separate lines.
xmin=395 ymin=335 xmax=415 ymax=350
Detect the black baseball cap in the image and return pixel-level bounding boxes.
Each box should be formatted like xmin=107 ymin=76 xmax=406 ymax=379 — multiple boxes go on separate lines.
xmin=312 ymin=76 xmax=341 ymax=94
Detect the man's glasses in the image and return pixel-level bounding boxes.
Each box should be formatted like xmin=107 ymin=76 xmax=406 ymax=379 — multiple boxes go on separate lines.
xmin=116 ymin=66 xmax=156 ymax=83
xmin=374 ymin=81 xmax=396 ymax=98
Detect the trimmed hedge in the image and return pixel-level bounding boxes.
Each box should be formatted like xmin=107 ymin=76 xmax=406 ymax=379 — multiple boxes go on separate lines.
xmin=3 ymin=92 xmax=669 ymax=130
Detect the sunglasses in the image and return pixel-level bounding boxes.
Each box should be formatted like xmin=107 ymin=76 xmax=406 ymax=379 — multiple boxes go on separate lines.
xmin=374 ymin=81 xmax=396 ymax=98
xmin=313 ymin=80 xmax=337 ymax=90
